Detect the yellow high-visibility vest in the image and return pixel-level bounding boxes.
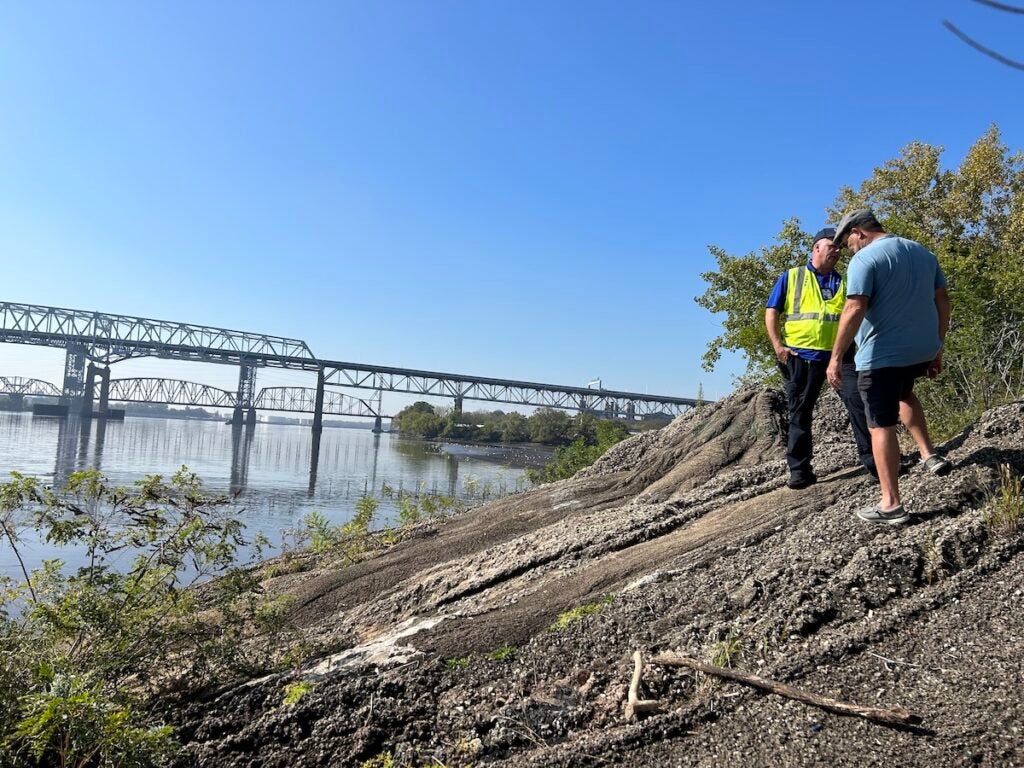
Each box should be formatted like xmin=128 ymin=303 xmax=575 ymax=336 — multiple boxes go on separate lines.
xmin=782 ymin=266 xmax=846 ymax=351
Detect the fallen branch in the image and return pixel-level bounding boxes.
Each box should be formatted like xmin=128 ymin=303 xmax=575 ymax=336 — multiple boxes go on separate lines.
xmin=651 ymin=652 xmax=922 ymax=727
xmin=623 ymin=650 xmax=663 ymax=721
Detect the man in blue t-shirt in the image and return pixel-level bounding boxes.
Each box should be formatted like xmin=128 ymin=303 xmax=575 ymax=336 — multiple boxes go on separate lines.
xmin=826 ymin=208 xmax=952 ymax=526
xmin=765 ymin=227 xmax=876 ymax=489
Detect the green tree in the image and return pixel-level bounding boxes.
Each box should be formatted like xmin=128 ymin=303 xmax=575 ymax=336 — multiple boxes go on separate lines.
xmin=499 ymin=413 xmax=529 ymax=443
xmin=528 ymin=408 xmax=573 ymax=445
xmin=695 ymin=218 xmax=811 ymax=381
xmin=393 ymin=402 xmax=444 ymax=439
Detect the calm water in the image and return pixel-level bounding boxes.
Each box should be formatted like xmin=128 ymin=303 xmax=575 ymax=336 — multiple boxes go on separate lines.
xmin=0 ymin=412 xmax=550 ymax=578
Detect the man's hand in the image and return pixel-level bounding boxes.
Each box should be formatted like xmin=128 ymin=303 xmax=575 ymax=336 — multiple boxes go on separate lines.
xmin=928 ymin=350 xmax=943 ymax=379
xmin=826 ymin=357 xmax=843 ymax=390
xmin=774 ymin=345 xmax=793 ymax=365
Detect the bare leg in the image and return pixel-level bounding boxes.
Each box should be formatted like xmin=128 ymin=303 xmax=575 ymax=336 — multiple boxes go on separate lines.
xmin=899 ymin=392 xmax=937 ymax=459
xmin=870 ymin=425 xmax=902 ymax=509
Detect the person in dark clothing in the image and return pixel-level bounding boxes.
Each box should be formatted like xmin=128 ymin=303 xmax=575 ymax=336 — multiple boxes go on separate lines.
xmin=765 ymin=227 xmax=876 ymax=489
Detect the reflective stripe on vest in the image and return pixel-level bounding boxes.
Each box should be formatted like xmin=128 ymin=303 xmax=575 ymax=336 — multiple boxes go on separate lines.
xmin=781 ymin=266 xmax=846 ymax=351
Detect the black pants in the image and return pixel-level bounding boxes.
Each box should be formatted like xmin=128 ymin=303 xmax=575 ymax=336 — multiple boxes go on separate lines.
xmin=781 ymin=354 xmax=876 ymax=479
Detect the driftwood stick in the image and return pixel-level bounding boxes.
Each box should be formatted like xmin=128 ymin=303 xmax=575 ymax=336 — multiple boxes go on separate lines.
xmin=651 ymin=652 xmax=922 ymax=727
xmin=624 ymin=650 xmax=663 ymax=721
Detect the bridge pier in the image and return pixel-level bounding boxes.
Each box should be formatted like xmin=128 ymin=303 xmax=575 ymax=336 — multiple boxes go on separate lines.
xmin=8 ymin=394 xmax=24 ymax=411
xmin=97 ymin=367 xmax=110 ymax=417
xmin=61 ymin=344 xmax=87 ymax=411
xmin=80 ymin=363 xmax=98 ymax=418
xmin=312 ymin=369 xmax=325 ymax=433
xmin=454 ymin=396 xmax=463 ymax=418
xmin=79 ymin=364 xmax=114 ymax=419
xmin=232 ymin=360 xmax=257 ymax=427
xmin=246 ymin=407 xmax=257 ymax=427
xmin=372 ymin=415 xmax=383 ymax=434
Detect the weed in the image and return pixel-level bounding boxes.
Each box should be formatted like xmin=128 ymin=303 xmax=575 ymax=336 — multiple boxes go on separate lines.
xmin=359 ymin=751 xmax=395 ymax=768
xmin=919 ymin=526 xmax=944 ymax=585
xmin=983 ymin=463 xmax=1023 ymax=535
xmin=548 ymin=595 xmax=614 ymax=632
xmin=707 ymin=630 xmax=743 ymax=668
xmin=487 ymin=645 xmax=517 ymax=662
xmin=281 ymin=681 xmax=314 ymax=707
xmin=352 ymin=495 xmax=379 ymax=530
xmin=264 ymin=552 xmax=309 ymax=578
xmin=380 ymin=527 xmax=405 ymax=547
xmin=304 ymin=510 xmax=338 ymax=553
xmin=445 ymin=656 xmax=472 ymax=669
xmin=398 ymin=496 xmax=421 ymax=526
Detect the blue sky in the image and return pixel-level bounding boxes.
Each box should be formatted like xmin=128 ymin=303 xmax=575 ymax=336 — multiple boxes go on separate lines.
xmin=2 ymin=1 xmax=1023 ymax=409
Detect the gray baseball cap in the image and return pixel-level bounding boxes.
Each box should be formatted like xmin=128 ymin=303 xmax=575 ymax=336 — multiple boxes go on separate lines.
xmin=833 ymin=208 xmax=881 ymax=245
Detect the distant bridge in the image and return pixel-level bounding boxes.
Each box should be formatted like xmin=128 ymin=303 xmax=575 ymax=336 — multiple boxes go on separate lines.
xmin=0 ymin=301 xmax=700 ymax=428
xmin=0 ymin=376 xmax=62 ymax=398
xmin=106 ymin=378 xmax=382 ymax=419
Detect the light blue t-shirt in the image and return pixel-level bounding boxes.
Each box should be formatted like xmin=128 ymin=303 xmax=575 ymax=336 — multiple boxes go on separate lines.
xmin=846 ymin=235 xmax=947 ymax=371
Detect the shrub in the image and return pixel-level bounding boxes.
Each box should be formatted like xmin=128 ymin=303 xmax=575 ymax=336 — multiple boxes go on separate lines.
xmin=0 ymin=467 xmax=297 ymax=766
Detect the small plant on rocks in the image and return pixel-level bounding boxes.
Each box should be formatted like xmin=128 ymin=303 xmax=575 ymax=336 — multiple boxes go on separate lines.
xmin=280 ymin=681 xmax=314 ymax=707
xmin=487 ymin=645 xmax=517 ymax=662
xmin=919 ymin=526 xmax=945 ymax=585
xmin=549 ymin=595 xmax=614 ymax=632
xmin=983 ymin=463 xmax=1023 ymax=535
xmin=359 ymin=751 xmax=395 ymax=768
xmin=708 ymin=630 xmax=744 ymax=669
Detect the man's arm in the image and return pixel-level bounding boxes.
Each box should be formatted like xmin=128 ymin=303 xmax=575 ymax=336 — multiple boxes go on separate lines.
xmin=929 ymin=287 xmax=951 ymax=378
xmin=765 ymin=308 xmax=792 ymax=364
xmin=826 ymin=295 xmax=869 ymax=390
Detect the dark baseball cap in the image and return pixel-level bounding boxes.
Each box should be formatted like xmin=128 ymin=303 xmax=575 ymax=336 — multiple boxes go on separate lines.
xmin=833 ymin=208 xmax=881 ymax=245
xmin=812 ymin=227 xmax=836 ymax=247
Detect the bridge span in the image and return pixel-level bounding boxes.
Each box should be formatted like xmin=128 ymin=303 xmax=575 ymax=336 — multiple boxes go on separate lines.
xmin=0 ymin=301 xmax=700 ymax=429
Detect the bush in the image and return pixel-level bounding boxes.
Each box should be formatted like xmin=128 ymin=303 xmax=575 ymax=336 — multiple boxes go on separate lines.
xmin=0 ymin=468 xmax=298 ymax=767
xmin=527 ymin=419 xmax=630 ymax=484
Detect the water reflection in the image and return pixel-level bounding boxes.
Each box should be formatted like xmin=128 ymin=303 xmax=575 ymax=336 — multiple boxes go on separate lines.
xmin=4 ymin=413 xmax=541 ymax=519
xmin=308 ymin=429 xmax=321 ymax=498
xmin=229 ymin=424 xmax=254 ymax=495
xmin=0 ymin=412 xmax=550 ymax=579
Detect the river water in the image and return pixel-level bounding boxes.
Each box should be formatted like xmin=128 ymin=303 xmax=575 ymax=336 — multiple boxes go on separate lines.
xmin=0 ymin=412 xmax=550 ymax=578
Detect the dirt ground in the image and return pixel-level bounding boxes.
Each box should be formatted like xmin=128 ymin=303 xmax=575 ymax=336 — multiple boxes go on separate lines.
xmin=170 ymin=387 xmax=1024 ymax=767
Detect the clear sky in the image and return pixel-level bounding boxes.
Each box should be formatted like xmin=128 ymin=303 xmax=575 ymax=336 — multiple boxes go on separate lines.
xmin=2 ymin=1 xmax=1023 ymax=411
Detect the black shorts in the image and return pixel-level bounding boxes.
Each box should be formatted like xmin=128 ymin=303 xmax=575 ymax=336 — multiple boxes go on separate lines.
xmin=857 ymin=362 xmax=930 ymax=428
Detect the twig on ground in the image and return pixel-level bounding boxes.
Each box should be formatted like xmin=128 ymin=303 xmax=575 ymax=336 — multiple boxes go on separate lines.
xmin=624 ymin=650 xmax=664 ymax=721
xmin=493 ymin=714 xmax=547 ymax=747
xmin=866 ymin=651 xmax=921 ymax=671
xmin=651 ymin=652 xmax=923 ymax=727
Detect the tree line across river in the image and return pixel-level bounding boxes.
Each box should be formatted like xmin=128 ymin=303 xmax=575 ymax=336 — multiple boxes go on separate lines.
xmin=391 ymin=400 xmax=666 ymax=445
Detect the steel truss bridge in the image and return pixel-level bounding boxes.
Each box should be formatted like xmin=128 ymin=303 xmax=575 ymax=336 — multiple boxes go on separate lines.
xmin=0 ymin=301 xmax=700 ymax=428
xmin=0 ymin=376 xmax=62 ymax=398
xmin=108 ymin=379 xmax=381 ymax=419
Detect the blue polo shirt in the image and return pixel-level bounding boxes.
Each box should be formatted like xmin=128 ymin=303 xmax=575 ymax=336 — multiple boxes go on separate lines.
xmin=766 ymin=262 xmax=843 ymax=362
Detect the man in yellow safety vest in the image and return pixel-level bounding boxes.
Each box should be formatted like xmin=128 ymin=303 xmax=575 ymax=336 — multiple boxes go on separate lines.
xmin=765 ymin=227 xmax=875 ymax=489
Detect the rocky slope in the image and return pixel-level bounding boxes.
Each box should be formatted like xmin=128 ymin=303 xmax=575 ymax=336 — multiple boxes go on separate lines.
xmin=172 ymin=387 xmax=1024 ymax=767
